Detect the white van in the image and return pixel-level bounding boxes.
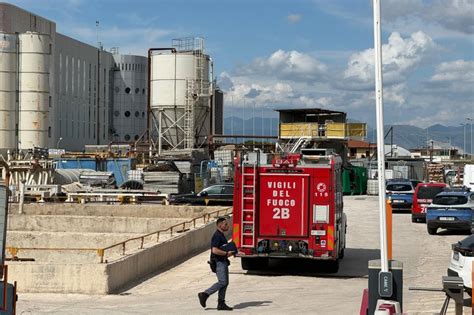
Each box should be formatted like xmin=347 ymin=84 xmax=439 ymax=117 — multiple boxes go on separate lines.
xmin=463 ymin=164 xmax=474 ymax=190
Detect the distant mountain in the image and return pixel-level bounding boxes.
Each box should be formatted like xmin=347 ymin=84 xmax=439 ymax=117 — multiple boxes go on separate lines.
xmin=223 ymin=116 xmax=473 ymax=154
xmin=367 ymin=124 xmax=472 ymax=153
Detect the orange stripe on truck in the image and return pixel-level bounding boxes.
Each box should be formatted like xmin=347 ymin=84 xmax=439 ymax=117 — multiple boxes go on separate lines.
xmin=233 ymin=224 xmax=240 ymax=247
xmin=327 ymin=226 xmax=334 ymax=250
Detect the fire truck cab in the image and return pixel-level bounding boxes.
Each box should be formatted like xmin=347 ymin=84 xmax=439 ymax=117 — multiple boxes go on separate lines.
xmin=233 ymin=149 xmax=346 ymax=272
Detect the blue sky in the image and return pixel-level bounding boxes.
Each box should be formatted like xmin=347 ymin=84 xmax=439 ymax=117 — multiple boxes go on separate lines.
xmin=6 ymin=0 xmax=474 ymax=128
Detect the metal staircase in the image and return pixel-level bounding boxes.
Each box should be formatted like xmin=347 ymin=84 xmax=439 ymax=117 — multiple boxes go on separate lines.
xmin=184 ymin=79 xmax=195 ymax=149
xmin=241 ymin=161 xmax=257 ymax=248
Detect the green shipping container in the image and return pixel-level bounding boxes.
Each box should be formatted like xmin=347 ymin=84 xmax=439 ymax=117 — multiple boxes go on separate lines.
xmin=343 ymin=166 xmax=368 ymax=195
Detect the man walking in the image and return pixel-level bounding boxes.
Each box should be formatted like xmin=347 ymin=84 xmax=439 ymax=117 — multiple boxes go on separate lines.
xmin=198 ymin=217 xmax=234 ymax=311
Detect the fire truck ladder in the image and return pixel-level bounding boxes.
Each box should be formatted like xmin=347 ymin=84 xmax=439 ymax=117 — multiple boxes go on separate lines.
xmin=241 ymin=161 xmax=257 ymax=248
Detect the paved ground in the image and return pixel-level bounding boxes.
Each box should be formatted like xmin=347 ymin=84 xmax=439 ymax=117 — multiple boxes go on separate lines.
xmin=16 ymin=196 xmax=472 ymax=314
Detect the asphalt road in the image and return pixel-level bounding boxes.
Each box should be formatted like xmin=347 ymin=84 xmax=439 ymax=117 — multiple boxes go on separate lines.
xmin=17 ymin=196 xmax=472 ymax=314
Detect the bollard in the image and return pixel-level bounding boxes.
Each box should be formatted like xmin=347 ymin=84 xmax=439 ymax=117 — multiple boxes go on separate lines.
xmin=385 ymin=198 xmax=392 ymax=260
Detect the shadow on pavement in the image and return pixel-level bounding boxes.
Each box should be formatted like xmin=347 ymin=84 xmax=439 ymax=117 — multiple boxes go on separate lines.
xmin=233 ymin=300 xmax=273 ymax=309
xmin=241 ymin=248 xmax=380 ymax=279
xmin=436 ymin=229 xmax=471 ymax=236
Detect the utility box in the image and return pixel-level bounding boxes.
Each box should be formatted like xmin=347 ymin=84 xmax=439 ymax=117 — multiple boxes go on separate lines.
xmin=368 ymin=260 xmax=403 ymax=315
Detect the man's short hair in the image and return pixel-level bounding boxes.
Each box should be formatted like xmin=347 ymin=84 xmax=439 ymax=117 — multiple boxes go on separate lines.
xmin=216 ymin=217 xmax=227 ymax=225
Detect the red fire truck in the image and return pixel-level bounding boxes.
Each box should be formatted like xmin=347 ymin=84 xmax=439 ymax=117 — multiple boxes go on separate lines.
xmin=232 ymin=149 xmax=347 ymax=272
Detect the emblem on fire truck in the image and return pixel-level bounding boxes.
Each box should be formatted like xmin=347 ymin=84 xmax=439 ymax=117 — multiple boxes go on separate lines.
xmin=316 ymin=183 xmax=327 ymax=193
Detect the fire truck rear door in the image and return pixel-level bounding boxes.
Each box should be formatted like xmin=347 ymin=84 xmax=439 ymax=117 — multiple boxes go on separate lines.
xmin=258 ymin=173 xmax=310 ymax=237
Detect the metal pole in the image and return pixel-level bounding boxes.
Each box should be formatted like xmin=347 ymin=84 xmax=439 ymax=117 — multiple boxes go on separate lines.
xmin=461 ymin=123 xmax=465 ymax=158
xmin=468 ymin=118 xmax=473 ymax=157
xmin=373 ymin=0 xmax=389 ymax=273
xmin=158 ymin=110 xmax=162 ymax=156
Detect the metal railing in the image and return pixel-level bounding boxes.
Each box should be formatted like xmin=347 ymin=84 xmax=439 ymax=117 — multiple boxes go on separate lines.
xmin=6 ymin=207 xmax=233 ymax=264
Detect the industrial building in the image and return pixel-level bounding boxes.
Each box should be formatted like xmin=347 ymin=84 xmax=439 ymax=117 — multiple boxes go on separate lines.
xmin=0 ymin=3 xmax=222 ymax=156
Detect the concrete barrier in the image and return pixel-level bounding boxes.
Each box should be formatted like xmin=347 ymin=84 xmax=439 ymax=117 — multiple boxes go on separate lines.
xmin=7 ymin=215 xmax=232 ymax=294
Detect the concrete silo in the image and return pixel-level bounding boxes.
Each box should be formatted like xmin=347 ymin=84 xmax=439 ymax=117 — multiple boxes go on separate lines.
xmin=18 ymin=32 xmax=52 ymax=150
xmin=112 ymin=54 xmax=148 ymax=143
xmin=0 ymin=33 xmax=18 ymax=154
xmin=149 ymin=37 xmax=212 ymax=153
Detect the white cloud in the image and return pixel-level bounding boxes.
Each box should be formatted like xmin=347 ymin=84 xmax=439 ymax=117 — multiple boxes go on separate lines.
xmin=65 ymin=25 xmax=175 ymax=55
xmin=317 ymin=0 xmax=474 ymax=38
xmin=238 ymin=49 xmax=327 ymax=82
xmin=429 ymin=60 xmax=474 ymax=83
xmin=342 ymin=31 xmax=436 ymax=89
xmin=287 ymin=14 xmax=302 ymax=24
xmin=423 ymin=59 xmax=474 ymax=95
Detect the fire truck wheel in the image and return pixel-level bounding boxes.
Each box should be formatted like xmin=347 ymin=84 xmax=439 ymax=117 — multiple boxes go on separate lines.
xmin=241 ymin=257 xmax=268 ymax=271
xmin=339 ymin=248 xmax=345 ymax=259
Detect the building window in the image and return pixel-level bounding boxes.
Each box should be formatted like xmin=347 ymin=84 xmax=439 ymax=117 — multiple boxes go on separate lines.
xmin=142 ymin=88 xmax=145 ymax=94
xmin=125 ymin=87 xmax=131 ymax=94
xmin=124 ymin=134 xmax=131 ymax=141
xmin=48 ymin=126 xmax=51 ymax=138
xmin=125 ymin=111 xmax=130 ymax=117
xmin=114 ymin=111 xmax=120 ymax=117
xmin=135 ymin=88 xmax=139 ymax=94
xmin=142 ymin=112 xmax=145 ymax=118
xmin=134 ymin=135 xmax=139 ymax=141
xmin=134 ymin=111 xmax=139 ymax=117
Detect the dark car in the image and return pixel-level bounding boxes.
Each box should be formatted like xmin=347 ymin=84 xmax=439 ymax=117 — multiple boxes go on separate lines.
xmin=169 ymin=184 xmax=234 ymax=206
xmin=386 ymin=179 xmax=415 ymax=211
xmin=426 ymin=188 xmax=474 ymax=235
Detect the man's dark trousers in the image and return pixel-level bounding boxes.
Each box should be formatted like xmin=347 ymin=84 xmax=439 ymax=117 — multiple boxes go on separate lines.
xmin=204 ymin=260 xmax=229 ymax=301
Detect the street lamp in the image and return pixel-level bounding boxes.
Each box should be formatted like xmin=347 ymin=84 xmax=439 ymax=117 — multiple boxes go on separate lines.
xmin=467 ymin=118 xmax=473 ymax=157
xmin=460 ymin=123 xmax=466 ymax=158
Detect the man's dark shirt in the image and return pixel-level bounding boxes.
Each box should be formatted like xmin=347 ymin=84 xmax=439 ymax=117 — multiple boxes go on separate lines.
xmin=211 ymin=230 xmax=230 ymax=263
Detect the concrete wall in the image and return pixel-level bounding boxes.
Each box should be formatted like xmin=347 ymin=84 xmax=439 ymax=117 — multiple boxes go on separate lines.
xmin=8 ymin=203 xmax=227 ymax=218
xmin=7 ymin=216 xmax=232 ymax=294
xmin=8 ymin=214 xmax=187 ymax=233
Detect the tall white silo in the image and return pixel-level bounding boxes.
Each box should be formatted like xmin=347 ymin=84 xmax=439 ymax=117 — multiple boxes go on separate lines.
xmin=150 ymin=39 xmax=210 ymax=151
xmin=0 ymin=33 xmax=18 ymax=153
xmin=18 ymin=32 xmax=51 ymax=150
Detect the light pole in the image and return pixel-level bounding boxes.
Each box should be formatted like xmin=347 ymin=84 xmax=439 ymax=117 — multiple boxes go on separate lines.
xmin=467 ymin=118 xmax=473 ymax=157
xmin=460 ymin=123 xmax=466 ymax=158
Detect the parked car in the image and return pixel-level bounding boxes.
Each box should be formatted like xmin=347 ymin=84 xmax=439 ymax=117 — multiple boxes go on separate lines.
xmin=447 ymin=234 xmax=473 ymax=297
xmin=426 ymin=188 xmax=474 ymax=235
xmin=386 ymin=179 xmax=415 ymax=211
xmin=411 ymin=182 xmax=447 ymax=223
xmin=169 ymin=184 xmax=234 ymax=206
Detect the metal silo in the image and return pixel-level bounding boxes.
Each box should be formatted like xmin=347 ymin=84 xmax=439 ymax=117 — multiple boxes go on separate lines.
xmin=0 ymin=33 xmax=18 ymax=153
xmin=150 ymin=37 xmax=211 ymax=152
xmin=18 ymin=32 xmax=51 ymax=150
